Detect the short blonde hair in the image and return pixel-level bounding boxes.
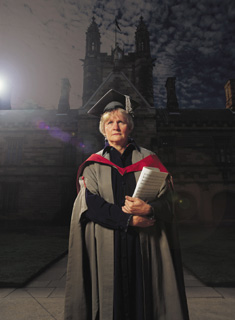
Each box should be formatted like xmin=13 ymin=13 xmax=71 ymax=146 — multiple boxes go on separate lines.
xmin=99 ymin=108 xmax=134 ymax=136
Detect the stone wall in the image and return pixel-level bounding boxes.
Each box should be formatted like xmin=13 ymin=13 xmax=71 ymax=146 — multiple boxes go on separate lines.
xmin=0 ymin=108 xmax=234 ymax=225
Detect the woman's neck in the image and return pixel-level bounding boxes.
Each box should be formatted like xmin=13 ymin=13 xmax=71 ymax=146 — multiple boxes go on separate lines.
xmin=108 ymin=142 xmax=127 ymax=154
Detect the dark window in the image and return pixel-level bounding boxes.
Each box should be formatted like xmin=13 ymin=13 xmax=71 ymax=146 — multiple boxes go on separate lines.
xmin=215 ymin=147 xmax=231 ymax=164
xmin=214 ymin=137 xmax=232 ymax=165
xmin=160 ymin=136 xmax=176 ymax=165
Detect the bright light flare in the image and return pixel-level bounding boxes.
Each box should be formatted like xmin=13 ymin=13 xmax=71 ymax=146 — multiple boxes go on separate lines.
xmin=0 ymin=76 xmax=9 ymax=96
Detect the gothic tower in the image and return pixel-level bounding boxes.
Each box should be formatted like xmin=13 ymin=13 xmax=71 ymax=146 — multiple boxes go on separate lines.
xmin=134 ymin=16 xmax=154 ymax=105
xmin=82 ymin=17 xmax=102 ymax=105
xmin=82 ymin=17 xmax=155 ymax=108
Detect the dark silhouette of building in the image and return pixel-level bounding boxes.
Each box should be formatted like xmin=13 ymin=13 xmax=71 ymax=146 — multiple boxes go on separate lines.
xmin=82 ymin=17 xmax=155 ymax=109
xmin=0 ymin=18 xmax=234 ymax=226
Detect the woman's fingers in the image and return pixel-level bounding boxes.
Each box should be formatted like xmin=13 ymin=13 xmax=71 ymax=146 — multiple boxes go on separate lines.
xmin=122 ymin=205 xmax=131 ymax=214
xmin=130 ymin=216 xmax=155 ymax=228
xmin=125 ymin=195 xmax=134 ymax=200
xmin=124 ymin=197 xmax=151 ymax=215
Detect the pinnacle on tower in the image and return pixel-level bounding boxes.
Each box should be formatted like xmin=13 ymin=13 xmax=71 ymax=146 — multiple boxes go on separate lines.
xmin=165 ymin=77 xmax=179 ymax=111
xmin=135 ymin=16 xmax=150 ymax=56
xmin=86 ymin=17 xmax=101 ymax=57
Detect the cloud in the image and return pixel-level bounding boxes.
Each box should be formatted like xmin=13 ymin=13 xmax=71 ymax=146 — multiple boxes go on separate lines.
xmin=1 ymin=0 xmax=234 ymax=110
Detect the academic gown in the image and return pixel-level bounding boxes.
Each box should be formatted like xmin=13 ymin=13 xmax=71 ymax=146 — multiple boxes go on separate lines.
xmin=64 ymin=145 xmax=189 ymax=320
xmin=86 ymin=143 xmax=149 ymax=320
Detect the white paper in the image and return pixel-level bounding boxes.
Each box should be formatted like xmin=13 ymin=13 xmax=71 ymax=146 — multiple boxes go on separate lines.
xmin=132 ymin=167 xmax=168 ymax=201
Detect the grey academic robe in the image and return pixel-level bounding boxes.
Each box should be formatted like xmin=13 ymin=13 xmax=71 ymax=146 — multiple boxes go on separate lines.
xmin=64 ymin=147 xmax=189 ymax=320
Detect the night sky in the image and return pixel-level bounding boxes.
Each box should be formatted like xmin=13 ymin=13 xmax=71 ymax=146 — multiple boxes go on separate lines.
xmin=1 ymin=0 xmax=234 ymax=110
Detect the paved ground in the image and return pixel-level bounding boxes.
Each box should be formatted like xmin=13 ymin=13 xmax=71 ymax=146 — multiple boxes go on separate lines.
xmin=0 ymin=255 xmax=235 ymax=320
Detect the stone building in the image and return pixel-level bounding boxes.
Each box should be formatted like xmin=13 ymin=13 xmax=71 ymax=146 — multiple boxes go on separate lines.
xmin=82 ymin=17 xmax=155 ymax=109
xmin=0 ymin=17 xmax=234 ymax=226
xmin=154 ymin=103 xmax=235 ymax=223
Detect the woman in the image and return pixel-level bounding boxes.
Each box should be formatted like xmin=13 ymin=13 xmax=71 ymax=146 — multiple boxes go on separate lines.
xmin=64 ymin=89 xmax=189 ymax=320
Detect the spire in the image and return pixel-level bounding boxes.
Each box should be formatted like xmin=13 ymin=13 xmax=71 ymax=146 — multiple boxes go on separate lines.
xmin=112 ymin=43 xmax=124 ymax=70
xmin=83 ymin=17 xmax=102 ymax=105
xmin=135 ymin=16 xmax=150 ymax=56
xmin=165 ymin=77 xmax=179 ymax=111
xmin=86 ymin=17 xmax=101 ymax=57
xmin=134 ymin=17 xmax=154 ymax=105
xmin=114 ymin=18 xmax=121 ymax=50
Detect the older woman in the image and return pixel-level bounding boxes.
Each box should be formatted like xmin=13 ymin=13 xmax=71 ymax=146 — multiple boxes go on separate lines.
xmin=64 ymin=89 xmax=189 ymax=320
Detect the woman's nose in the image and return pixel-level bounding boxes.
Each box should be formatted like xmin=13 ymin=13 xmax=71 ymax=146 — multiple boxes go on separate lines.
xmin=113 ymin=122 xmax=120 ymax=130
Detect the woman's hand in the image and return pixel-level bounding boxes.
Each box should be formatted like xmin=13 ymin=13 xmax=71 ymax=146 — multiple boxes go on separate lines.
xmin=122 ymin=196 xmax=152 ymax=216
xmin=129 ymin=215 xmax=156 ymax=228
xmin=122 ymin=196 xmax=155 ymax=228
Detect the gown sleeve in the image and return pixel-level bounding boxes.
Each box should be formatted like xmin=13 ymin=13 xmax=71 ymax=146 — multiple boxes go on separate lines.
xmin=80 ymin=164 xmax=132 ymax=230
xmin=84 ymin=189 xmax=132 ymax=230
xmin=148 ymin=191 xmax=173 ymax=223
xmin=148 ymin=178 xmax=174 ymax=223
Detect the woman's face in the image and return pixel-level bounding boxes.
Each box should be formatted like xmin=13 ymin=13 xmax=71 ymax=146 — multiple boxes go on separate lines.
xmin=104 ymin=110 xmax=131 ymax=147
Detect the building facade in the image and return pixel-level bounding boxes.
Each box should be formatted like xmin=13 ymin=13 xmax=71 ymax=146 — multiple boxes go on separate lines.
xmin=0 ymin=17 xmax=234 ymax=225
